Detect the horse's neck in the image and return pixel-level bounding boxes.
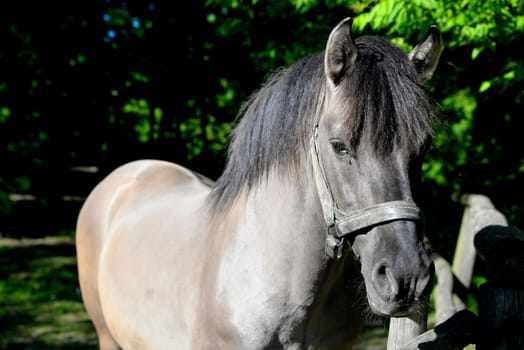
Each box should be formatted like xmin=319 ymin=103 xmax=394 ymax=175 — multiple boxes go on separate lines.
xmin=247 ymin=171 xmax=325 ymax=255
xmin=204 ymin=171 xmax=363 ymax=347
xmin=216 ymin=170 xmax=329 ymax=306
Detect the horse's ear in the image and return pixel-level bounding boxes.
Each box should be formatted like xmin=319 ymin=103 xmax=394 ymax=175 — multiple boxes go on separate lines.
xmin=408 ymin=25 xmax=443 ymax=84
xmin=325 ymin=17 xmax=357 ymax=85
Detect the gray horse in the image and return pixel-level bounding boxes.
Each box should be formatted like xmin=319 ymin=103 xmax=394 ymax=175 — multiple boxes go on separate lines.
xmin=76 ymin=17 xmax=442 ymax=349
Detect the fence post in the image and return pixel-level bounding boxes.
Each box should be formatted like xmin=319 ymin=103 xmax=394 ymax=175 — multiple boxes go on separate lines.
xmin=451 ymin=194 xmax=507 ymax=309
xmin=432 ymin=252 xmax=457 ymax=324
xmin=387 ymin=309 xmax=427 ymax=350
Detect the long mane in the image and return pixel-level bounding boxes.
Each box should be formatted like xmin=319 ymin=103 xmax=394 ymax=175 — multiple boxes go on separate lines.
xmin=208 ymin=36 xmax=437 ymax=212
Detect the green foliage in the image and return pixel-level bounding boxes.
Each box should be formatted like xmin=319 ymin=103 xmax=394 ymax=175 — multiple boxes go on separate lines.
xmin=0 ymin=106 xmax=10 ymax=123
xmin=0 ymin=0 xmax=523 ymax=238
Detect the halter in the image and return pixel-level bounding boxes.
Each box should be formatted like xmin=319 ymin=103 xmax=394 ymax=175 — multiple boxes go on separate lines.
xmin=310 ymin=93 xmax=423 ymax=259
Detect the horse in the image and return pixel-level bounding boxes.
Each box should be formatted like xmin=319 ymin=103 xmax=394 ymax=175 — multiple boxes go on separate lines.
xmin=76 ymin=17 xmax=443 ymax=349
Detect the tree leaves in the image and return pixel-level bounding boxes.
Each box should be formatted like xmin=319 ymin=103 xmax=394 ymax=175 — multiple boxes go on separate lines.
xmin=0 ymin=0 xmax=523 ymax=235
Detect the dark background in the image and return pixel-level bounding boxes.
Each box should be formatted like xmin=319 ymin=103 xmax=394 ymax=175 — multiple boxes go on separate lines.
xmin=1 ymin=0 xmax=523 ymax=260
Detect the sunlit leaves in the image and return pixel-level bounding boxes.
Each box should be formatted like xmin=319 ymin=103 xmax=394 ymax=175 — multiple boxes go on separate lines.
xmin=121 ymin=99 xmax=165 ymax=143
xmin=182 ymin=96 xmax=233 ymax=159
xmin=216 ymin=78 xmax=235 ymax=108
xmin=519 ymin=160 xmax=524 ymax=174
xmin=122 ymin=98 xmax=149 ymax=116
xmin=471 ymin=47 xmax=483 ymax=60
xmin=0 ymin=107 xmax=10 ymax=123
xmin=130 ymin=71 xmax=150 ymax=83
xmin=479 ymin=81 xmax=491 ymax=93
xmin=478 ymin=61 xmax=523 ymax=96
xmin=353 ymin=0 xmax=439 ymax=40
xmin=68 ymin=54 xmax=87 ymax=67
xmin=179 ymin=117 xmax=204 ymax=160
xmin=443 ymin=89 xmax=476 ymax=130
xmin=423 ymin=89 xmax=475 ymax=187
xmin=422 ymin=160 xmax=447 ymax=187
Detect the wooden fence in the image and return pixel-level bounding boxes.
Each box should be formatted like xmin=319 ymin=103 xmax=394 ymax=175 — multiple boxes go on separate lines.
xmin=387 ymin=193 xmax=524 ymax=350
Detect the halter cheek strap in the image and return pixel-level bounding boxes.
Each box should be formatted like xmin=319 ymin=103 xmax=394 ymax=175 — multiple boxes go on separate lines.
xmin=310 ymin=125 xmax=423 ymax=259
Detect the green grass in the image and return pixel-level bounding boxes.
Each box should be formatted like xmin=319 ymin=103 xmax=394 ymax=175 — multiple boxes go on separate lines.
xmin=0 ymin=236 xmax=97 ymax=349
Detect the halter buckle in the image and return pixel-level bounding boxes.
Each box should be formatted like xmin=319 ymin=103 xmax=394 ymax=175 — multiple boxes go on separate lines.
xmin=325 ymin=229 xmax=346 ymax=259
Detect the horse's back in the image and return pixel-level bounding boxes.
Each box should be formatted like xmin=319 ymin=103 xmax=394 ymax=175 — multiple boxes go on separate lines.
xmin=76 ymin=159 xmax=213 ymax=349
xmin=77 ymin=159 xmax=213 ymax=255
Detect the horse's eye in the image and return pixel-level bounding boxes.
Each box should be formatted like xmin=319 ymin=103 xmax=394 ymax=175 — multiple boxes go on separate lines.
xmin=329 ymin=138 xmax=351 ymax=157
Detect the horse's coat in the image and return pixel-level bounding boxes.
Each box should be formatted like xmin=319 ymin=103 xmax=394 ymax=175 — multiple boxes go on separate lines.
xmin=76 ymin=18 xmax=443 ymax=349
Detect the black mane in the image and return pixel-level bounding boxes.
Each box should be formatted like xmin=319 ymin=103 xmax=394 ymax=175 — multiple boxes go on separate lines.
xmin=208 ymin=36 xmax=437 ymax=211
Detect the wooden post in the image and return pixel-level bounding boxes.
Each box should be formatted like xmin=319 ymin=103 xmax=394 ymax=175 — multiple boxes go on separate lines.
xmin=386 ymin=308 xmax=427 ymax=350
xmin=451 ymin=194 xmax=507 ymax=309
xmin=432 ymin=252 xmax=458 ymax=324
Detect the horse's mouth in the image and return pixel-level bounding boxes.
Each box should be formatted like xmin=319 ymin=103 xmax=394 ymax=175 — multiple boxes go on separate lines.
xmin=367 ymin=292 xmax=428 ymax=317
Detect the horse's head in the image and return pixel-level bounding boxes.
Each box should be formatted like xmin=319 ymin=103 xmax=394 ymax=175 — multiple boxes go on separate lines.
xmin=316 ymin=18 xmax=442 ymax=316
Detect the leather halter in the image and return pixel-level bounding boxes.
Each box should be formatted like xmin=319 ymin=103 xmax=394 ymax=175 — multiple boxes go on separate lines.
xmin=310 ymin=96 xmax=423 ymax=259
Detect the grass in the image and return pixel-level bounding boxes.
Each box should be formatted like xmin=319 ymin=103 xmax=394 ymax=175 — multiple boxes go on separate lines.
xmin=0 ymin=235 xmax=97 ymax=349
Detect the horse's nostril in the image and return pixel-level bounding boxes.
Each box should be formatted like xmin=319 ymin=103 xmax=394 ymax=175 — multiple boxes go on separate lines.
xmin=372 ymin=262 xmax=399 ymax=300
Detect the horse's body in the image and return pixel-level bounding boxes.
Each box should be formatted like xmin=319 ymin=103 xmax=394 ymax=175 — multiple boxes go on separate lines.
xmin=77 ymin=18 xmax=443 ymax=349
xmin=77 ymin=159 xmax=364 ymax=349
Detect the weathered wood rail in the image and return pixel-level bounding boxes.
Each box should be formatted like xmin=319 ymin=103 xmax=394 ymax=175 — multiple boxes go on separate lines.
xmin=386 ymin=193 xmax=524 ymax=350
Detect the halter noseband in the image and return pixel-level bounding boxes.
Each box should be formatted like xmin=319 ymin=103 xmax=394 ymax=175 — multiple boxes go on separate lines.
xmin=310 ymin=97 xmax=423 ymax=259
